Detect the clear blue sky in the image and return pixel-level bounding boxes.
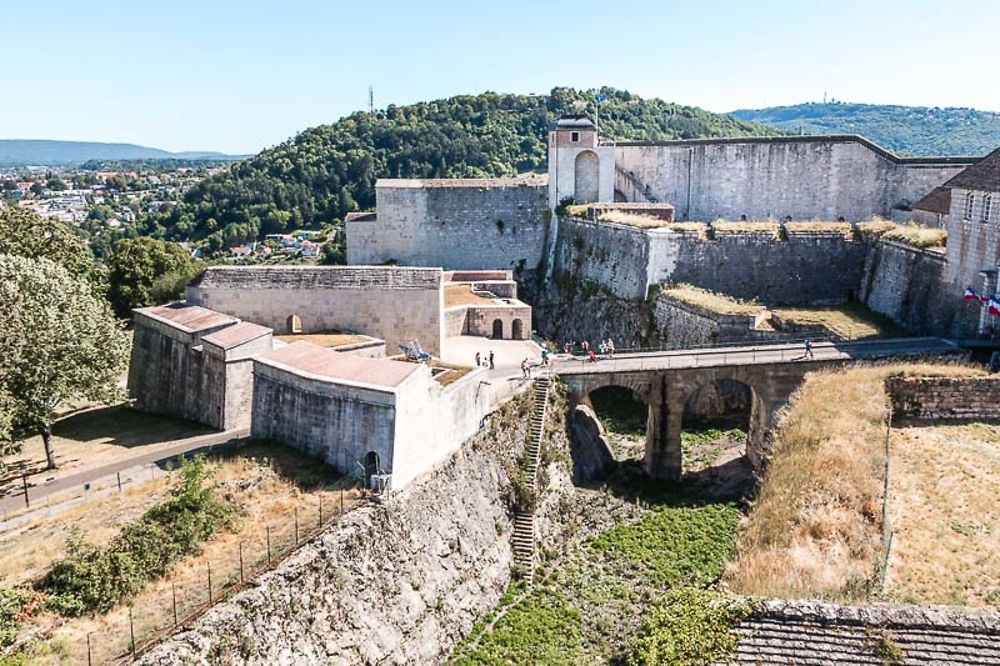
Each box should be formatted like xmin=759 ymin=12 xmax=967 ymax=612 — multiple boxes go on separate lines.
xmin=2 ymin=0 xmax=998 ymax=154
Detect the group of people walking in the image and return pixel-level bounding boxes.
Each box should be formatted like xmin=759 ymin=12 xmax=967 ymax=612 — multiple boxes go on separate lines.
xmin=474 ymin=351 xmax=495 ymax=370
xmin=563 ymin=338 xmax=615 ymax=362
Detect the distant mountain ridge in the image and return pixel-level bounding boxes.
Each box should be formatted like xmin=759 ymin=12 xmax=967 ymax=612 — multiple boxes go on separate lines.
xmin=0 ymin=139 xmax=243 ymax=166
xmin=730 ymin=102 xmax=1000 ymax=157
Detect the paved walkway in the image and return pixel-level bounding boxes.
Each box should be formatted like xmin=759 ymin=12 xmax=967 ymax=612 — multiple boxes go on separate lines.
xmin=553 ymin=337 xmax=959 ymax=375
xmin=0 ymin=428 xmax=249 ymax=517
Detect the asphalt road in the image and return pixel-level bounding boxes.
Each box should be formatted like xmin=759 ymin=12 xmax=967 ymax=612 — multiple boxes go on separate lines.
xmin=553 ymin=337 xmax=960 ymax=375
xmin=0 ymin=428 xmax=249 ymax=517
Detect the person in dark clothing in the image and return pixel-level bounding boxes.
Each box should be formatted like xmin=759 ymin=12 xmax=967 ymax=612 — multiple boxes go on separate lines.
xmin=489 ymin=350 xmax=495 ymax=370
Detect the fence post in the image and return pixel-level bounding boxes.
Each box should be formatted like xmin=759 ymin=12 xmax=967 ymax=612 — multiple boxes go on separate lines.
xmin=294 ymin=506 xmax=299 ymax=544
xmin=129 ymin=606 xmax=136 ymax=658
xmin=87 ymin=632 xmax=93 ymax=666
xmin=239 ymin=541 xmax=245 ymax=584
xmin=117 ymin=471 xmax=122 ymax=492
xmin=318 ymin=496 xmax=323 ymax=528
xmin=340 ymin=489 xmax=344 ymax=514
xmin=22 ymin=474 xmax=29 ymax=508
xmin=207 ymin=562 xmax=213 ymax=604
xmin=266 ymin=525 xmax=272 ymax=565
xmin=172 ymin=582 xmax=178 ymax=625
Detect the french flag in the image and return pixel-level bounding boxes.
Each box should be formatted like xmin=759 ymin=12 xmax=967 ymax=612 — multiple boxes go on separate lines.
xmin=989 ymin=298 xmax=1000 ymax=317
xmin=963 ymin=286 xmax=986 ymax=302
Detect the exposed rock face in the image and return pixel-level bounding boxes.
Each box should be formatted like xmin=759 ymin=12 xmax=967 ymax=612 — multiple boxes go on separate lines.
xmin=139 ymin=401 xmax=533 ymax=664
xmin=568 ymin=404 xmax=616 ymax=483
xmin=139 ymin=385 xmax=576 ymax=665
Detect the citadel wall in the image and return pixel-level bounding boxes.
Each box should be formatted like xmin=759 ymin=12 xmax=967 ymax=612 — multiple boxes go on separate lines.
xmin=614 ymin=137 xmax=970 ymax=222
xmin=347 ymin=178 xmax=549 ymax=272
xmin=186 ymin=266 xmax=445 ymax=356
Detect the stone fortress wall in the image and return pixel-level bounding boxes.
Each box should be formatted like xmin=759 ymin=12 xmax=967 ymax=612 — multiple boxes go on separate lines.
xmin=347 ymin=178 xmax=550 ymax=272
xmin=613 ymin=136 xmax=972 ymax=222
xmin=187 ymin=265 xmax=445 ymax=356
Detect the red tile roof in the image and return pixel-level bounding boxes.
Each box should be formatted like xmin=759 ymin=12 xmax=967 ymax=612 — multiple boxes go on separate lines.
xmin=202 ymin=322 xmax=271 ymax=349
xmin=913 ymin=186 xmax=952 ymax=215
xmin=261 ymin=342 xmax=419 ymax=388
xmin=139 ymin=303 xmax=236 ymax=332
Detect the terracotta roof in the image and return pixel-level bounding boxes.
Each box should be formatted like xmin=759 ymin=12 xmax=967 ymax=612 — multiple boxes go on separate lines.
xmin=944 ymin=146 xmax=1000 ymax=193
xmin=344 ymin=211 xmax=376 ymax=222
xmin=259 ymin=341 xmax=419 ymax=388
xmin=137 ymin=303 xmax=236 ymax=333
xmin=913 ymin=186 xmax=953 ymax=215
xmin=202 ymin=322 xmax=271 ymax=350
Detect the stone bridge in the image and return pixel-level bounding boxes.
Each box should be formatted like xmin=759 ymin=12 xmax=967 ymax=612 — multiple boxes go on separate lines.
xmin=555 ymin=337 xmax=959 ymax=479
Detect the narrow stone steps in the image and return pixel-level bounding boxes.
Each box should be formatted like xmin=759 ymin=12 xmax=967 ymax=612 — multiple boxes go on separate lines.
xmin=510 ymin=377 xmax=549 ymax=582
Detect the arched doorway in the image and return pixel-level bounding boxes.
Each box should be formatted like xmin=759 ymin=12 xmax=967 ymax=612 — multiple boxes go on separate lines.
xmin=363 ymin=450 xmax=380 ymax=485
xmin=574 ymin=150 xmax=600 ymax=203
xmin=587 ymin=385 xmax=648 ymax=463
xmin=511 ymin=318 xmax=524 ymax=340
xmin=492 ymin=318 xmax=504 ymax=339
xmin=286 ymin=314 xmax=302 ymax=334
xmin=681 ymin=378 xmax=757 ymax=487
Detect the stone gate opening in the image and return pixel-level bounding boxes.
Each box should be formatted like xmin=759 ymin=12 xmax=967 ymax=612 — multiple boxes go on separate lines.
xmin=286 ymin=314 xmax=302 ymax=334
xmin=680 ymin=378 xmax=758 ymax=487
xmin=492 ymin=318 xmax=504 ymax=339
xmin=511 ymin=318 xmax=524 ymax=340
xmin=574 ymin=150 xmax=600 ymax=203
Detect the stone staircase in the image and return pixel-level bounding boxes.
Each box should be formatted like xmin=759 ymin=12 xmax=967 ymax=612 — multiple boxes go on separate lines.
xmin=511 ymin=376 xmax=550 ymax=581
xmin=614 ymin=166 xmax=660 ymax=203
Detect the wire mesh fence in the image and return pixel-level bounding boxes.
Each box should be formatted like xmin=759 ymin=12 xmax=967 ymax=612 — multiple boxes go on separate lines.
xmin=64 ymin=486 xmax=365 ymax=665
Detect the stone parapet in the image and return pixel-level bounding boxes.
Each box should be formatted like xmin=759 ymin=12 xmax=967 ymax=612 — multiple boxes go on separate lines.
xmin=886 ymin=375 xmax=1000 ymax=421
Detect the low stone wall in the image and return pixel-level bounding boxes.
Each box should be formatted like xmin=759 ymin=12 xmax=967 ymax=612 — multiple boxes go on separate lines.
xmin=652 ymin=295 xmax=759 ymax=347
xmin=886 ymin=376 xmax=1000 ymax=421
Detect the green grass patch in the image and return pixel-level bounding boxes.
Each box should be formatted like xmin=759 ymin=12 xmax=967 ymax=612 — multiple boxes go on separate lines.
xmin=452 ymin=482 xmax=744 ymax=663
xmin=627 ymin=588 xmax=751 ymax=666
xmin=590 ymin=387 xmax=646 ymax=436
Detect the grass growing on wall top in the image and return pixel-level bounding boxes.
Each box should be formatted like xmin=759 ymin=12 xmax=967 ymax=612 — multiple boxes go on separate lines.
xmin=660 ymin=283 xmax=760 ymax=316
xmin=859 ymin=219 xmax=947 ymax=250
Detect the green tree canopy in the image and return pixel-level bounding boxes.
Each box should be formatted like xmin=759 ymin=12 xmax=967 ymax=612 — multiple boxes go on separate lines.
xmin=107 ymin=237 xmax=199 ymax=317
xmin=0 ymin=254 xmax=130 ymax=469
xmin=138 ymin=87 xmax=780 ymax=254
xmin=0 ymin=207 xmax=102 ymax=288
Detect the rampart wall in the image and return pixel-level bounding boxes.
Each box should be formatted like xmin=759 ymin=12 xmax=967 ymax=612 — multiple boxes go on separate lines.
xmin=347 ymin=179 xmax=549 ymax=272
xmin=886 ymin=376 xmax=1000 ymax=421
xmin=186 ymin=266 xmax=445 ymax=356
xmin=614 ymin=137 xmax=970 ymax=222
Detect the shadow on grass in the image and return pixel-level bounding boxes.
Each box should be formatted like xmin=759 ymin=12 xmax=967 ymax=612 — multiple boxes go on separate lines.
xmin=204 ymin=440 xmax=358 ymax=493
xmin=52 ymin=404 xmax=214 ymax=448
xmin=603 ymin=460 xmax=751 ymax=509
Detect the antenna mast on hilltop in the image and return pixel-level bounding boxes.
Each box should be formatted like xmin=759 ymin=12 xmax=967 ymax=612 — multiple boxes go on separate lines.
xmin=368 ymin=85 xmax=374 ymax=115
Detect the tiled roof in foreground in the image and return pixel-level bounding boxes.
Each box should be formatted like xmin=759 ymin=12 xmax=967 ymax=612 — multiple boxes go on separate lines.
xmin=723 ymin=599 xmax=1000 ymax=665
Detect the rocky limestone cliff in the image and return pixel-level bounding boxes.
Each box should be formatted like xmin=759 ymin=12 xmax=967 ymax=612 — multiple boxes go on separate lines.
xmin=139 ymin=385 xmax=575 ymax=665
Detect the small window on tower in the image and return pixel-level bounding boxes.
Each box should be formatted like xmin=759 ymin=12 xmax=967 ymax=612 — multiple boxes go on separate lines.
xmin=571 ymin=131 xmax=580 ymax=142
xmin=964 ymin=192 xmax=975 ymax=220
xmin=983 ymin=194 xmax=993 ymax=223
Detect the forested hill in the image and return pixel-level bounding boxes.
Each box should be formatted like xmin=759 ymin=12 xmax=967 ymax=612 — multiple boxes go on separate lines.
xmin=731 ymin=102 xmax=1000 ymax=157
xmin=137 ymin=88 xmax=780 ymax=253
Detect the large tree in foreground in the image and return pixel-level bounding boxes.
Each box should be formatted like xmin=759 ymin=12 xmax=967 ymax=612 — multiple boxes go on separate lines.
xmin=0 ymin=207 xmax=102 ymax=289
xmin=107 ymin=237 xmax=199 ymax=317
xmin=0 ymin=255 xmax=130 ymax=469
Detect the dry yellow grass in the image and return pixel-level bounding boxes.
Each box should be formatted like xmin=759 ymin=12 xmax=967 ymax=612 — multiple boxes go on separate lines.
xmin=775 ymin=306 xmax=893 ymax=340
xmin=858 ymin=218 xmax=947 ymax=250
xmin=660 ymin=283 xmax=760 ymax=316
xmin=275 ymin=332 xmax=373 ymax=347
xmin=8 ymin=443 xmax=365 ymax=664
xmin=723 ymin=362 xmax=985 ymax=602
xmin=444 ymin=283 xmax=496 ymax=307
xmin=784 ymin=220 xmax=854 ymax=236
xmin=713 ymin=220 xmax=779 ymax=234
xmin=596 ymin=210 xmax=671 ymax=229
xmin=886 ymin=422 xmax=1000 ymax=606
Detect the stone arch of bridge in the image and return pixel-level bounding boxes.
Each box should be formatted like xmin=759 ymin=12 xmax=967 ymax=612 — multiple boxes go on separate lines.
xmin=678 ymin=376 xmax=764 ymax=474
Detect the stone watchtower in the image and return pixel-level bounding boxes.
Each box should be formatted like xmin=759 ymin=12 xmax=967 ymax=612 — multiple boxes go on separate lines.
xmin=547 ymin=115 xmax=615 ymax=209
